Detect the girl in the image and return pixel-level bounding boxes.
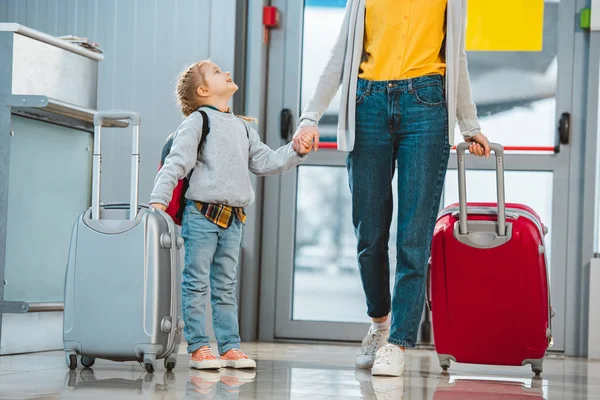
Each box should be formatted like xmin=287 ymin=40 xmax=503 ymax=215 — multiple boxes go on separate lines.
xmin=293 ymin=0 xmax=490 ymax=377
xmin=150 ymin=60 xmax=312 ymax=370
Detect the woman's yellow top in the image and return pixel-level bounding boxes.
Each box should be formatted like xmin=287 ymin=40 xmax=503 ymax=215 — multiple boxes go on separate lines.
xmin=359 ymin=0 xmax=448 ymax=80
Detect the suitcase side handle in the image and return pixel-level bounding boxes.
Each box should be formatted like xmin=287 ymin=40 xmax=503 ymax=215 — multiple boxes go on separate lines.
xmin=91 ymin=110 xmax=141 ymax=220
xmin=456 ymin=142 xmax=506 ymax=236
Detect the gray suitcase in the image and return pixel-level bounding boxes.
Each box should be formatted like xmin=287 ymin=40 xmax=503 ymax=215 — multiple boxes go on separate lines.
xmin=63 ymin=111 xmax=184 ymax=373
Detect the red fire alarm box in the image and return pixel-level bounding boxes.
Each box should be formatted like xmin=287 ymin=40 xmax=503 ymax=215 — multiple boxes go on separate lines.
xmin=263 ymin=6 xmax=280 ymax=28
xmin=262 ymin=6 xmax=280 ymax=44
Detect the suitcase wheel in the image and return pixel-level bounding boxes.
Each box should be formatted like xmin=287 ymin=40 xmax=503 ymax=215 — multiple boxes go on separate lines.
xmin=144 ymin=354 xmax=157 ymax=374
xmin=67 ymin=354 xmax=77 ymax=370
xmin=145 ymin=362 xmax=155 ymax=374
xmin=81 ymin=356 xmax=96 ymax=368
xmin=439 ymin=359 xmax=451 ymax=372
xmin=164 ymin=354 xmax=177 ymax=371
xmin=532 ymin=364 xmax=543 ymax=377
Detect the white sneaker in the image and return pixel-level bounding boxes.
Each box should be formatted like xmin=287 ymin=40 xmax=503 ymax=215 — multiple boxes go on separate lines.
xmin=371 ymin=344 xmax=405 ymax=377
xmin=355 ymin=326 xmax=389 ymax=369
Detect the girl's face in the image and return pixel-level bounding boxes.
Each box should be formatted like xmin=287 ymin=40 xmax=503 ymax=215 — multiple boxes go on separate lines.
xmin=199 ymin=63 xmax=238 ymax=99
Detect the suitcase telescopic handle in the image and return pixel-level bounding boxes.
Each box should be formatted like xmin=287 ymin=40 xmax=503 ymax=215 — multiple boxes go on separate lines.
xmin=91 ymin=111 xmax=141 ymax=220
xmin=456 ymin=142 xmax=506 ymax=236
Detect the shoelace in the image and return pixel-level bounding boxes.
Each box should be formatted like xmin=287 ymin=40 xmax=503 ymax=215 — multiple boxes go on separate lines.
xmin=374 ymin=346 xmax=396 ymax=366
xmin=361 ymin=330 xmax=382 ymax=356
xmin=199 ymin=347 xmax=214 ymax=358
xmin=228 ymin=349 xmax=248 ymax=359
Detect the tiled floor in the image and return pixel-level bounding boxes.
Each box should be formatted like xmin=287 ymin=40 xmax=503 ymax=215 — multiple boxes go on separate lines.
xmin=0 ymin=342 xmax=599 ymax=399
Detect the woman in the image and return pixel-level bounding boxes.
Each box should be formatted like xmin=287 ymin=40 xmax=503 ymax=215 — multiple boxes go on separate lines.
xmin=293 ymin=0 xmax=490 ymax=377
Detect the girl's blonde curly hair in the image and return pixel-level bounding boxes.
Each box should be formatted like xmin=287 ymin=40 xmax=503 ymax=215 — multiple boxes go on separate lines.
xmin=175 ymin=60 xmax=256 ymax=123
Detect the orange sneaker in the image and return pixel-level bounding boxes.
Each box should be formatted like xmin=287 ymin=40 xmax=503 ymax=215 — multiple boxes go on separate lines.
xmin=189 ymin=346 xmax=221 ymax=370
xmin=220 ymin=348 xmax=256 ymax=369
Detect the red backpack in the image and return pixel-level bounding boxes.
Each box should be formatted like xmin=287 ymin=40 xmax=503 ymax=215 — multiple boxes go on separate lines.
xmin=158 ymin=110 xmax=210 ymax=225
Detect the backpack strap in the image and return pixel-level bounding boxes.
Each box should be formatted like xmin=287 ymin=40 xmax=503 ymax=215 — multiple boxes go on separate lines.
xmin=198 ymin=110 xmax=211 ymax=153
xmin=161 ymin=111 xmax=209 ymax=168
xmin=185 ymin=110 xmax=210 ymax=179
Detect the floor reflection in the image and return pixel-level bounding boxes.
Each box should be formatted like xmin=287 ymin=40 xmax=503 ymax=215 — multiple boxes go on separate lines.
xmin=65 ymin=368 xmax=177 ymax=395
xmin=354 ymin=368 xmax=405 ymax=399
xmin=353 ymin=370 xmax=548 ymax=400
xmin=432 ymin=375 xmax=547 ymax=399
xmin=186 ymin=369 xmax=256 ymax=399
xmin=64 ymin=367 xmax=257 ymax=399
xmin=0 ymin=344 xmax=595 ymax=399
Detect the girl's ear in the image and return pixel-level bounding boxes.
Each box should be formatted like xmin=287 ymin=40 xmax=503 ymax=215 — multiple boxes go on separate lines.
xmin=197 ymin=85 xmax=209 ymax=98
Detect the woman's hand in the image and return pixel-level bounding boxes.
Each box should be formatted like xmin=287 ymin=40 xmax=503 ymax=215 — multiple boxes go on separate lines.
xmin=465 ymin=132 xmax=491 ymax=158
xmin=150 ymin=203 xmax=167 ymax=211
xmin=293 ymin=126 xmax=320 ymax=152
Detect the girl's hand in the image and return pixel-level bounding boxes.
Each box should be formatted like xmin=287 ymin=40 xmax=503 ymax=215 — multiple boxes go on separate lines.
xmin=465 ymin=132 xmax=491 ymax=158
xmin=293 ymin=126 xmax=320 ymax=152
xmin=299 ymin=132 xmax=315 ymax=154
xmin=150 ymin=203 xmax=167 ymax=211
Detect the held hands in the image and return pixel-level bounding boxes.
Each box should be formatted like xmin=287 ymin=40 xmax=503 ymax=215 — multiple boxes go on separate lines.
xmin=465 ymin=132 xmax=491 ymax=158
xmin=150 ymin=203 xmax=167 ymax=211
xmin=292 ymin=126 xmax=320 ymax=155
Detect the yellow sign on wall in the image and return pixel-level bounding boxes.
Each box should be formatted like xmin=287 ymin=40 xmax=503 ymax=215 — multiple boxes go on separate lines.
xmin=466 ymin=0 xmax=544 ymax=51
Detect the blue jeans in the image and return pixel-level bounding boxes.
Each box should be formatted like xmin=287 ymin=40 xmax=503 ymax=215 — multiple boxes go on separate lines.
xmin=347 ymin=75 xmax=450 ymax=347
xmin=181 ymin=200 xmax=242 ymax=354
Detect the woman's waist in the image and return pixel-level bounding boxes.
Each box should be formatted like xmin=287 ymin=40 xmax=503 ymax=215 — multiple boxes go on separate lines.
xmin=358 ymin=74 xmax=444 ymax=92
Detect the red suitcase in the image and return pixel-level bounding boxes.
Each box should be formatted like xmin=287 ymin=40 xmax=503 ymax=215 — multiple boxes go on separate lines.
xmin=428 ymin=143 xmax=553 ymax=376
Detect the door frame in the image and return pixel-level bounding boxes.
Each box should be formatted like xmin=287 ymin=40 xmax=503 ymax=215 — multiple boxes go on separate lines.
xmin=568 ymin=0 xmax=600 ymax=357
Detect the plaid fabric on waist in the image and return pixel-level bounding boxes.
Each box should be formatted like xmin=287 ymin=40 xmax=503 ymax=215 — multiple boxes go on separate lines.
xmin=194 ymin=201 xmax=246 ymax=229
